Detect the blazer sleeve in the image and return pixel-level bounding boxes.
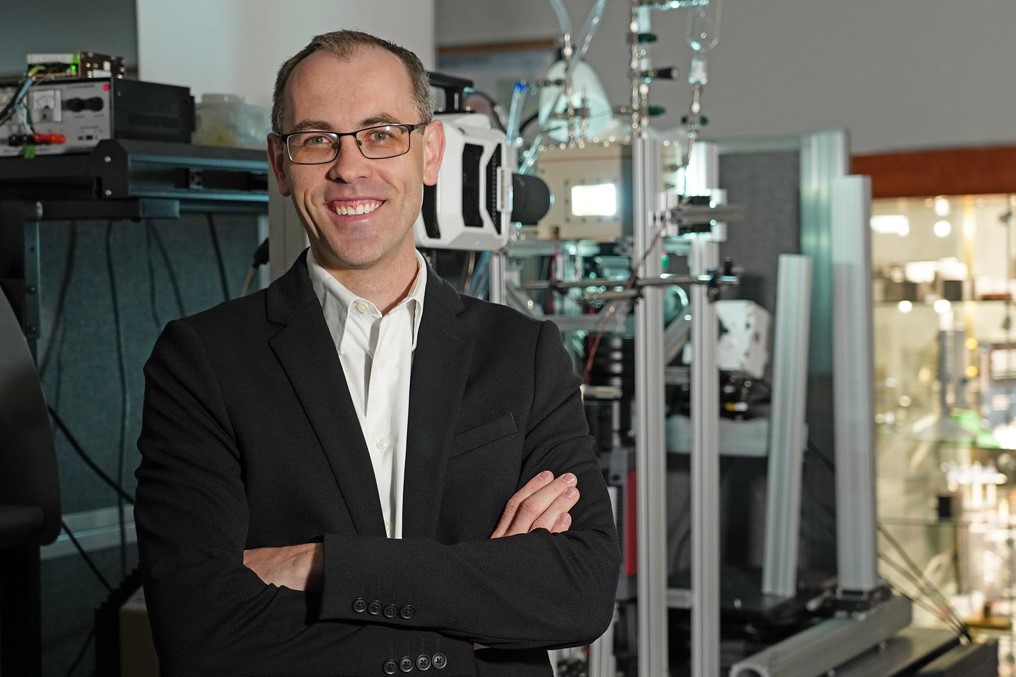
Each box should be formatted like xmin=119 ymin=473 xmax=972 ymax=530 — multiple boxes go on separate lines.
xmin=317 ymin=319 xmax=621 ymax=650
xmin=135 ymin=320 xmax=476 ymax=677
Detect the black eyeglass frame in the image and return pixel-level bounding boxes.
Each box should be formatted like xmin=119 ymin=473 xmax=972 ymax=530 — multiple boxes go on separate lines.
xmin=276 ymin=122 xmax=430 ymax=164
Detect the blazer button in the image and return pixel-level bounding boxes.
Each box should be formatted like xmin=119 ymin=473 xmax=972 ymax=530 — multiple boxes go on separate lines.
xmin=352 ymin=598 xmax=368 ymax=613
xmin=432 ymin=652 xmax=447 ymax=670
xmin=382 ymin=659 xmax=398 ymax=675
xmin=416 ymin=654 xmax=431 ymax=671
xmin=399 ymin=656 xmax=414 ymax=672
xmin=399 ymin=604 xmax=415 ymax=620
xmin=368 ymin=600 xmax=383 ymax=615
xmin=383 ymin=603 xmax=398 ymax=619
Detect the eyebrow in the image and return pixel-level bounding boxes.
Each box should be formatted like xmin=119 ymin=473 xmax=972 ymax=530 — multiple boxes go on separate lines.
xmin=289 ymin=114 xmax=404 ymax=134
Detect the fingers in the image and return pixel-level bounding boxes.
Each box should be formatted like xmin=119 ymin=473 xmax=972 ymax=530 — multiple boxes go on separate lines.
xmin=490 ymin=470 xmax=554 ymax=538
xmin=490 ymin=471 xmax=580 ymax=539
xmin=529 ymin=482 xmax=578 ymax=534
xmin=550 ymin=512 xmax=572 ymax=534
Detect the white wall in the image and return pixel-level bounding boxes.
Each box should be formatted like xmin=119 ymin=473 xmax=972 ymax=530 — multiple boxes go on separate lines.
xmin=436 ymin=0 xmax=1016 ymax=154
xmin=137 ymin=0 xmax=435 ymax=109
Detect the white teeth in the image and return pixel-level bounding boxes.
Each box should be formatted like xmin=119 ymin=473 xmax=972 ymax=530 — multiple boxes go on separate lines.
xmin=334 ymin=201 xmax=380 ymax=216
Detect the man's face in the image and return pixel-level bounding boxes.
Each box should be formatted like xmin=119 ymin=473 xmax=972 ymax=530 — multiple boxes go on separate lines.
xmin=268 ymin=48 xmax=444 ymax=277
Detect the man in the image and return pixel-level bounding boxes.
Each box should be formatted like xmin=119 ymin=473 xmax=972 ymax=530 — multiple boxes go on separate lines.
xmin=135 ymin=30 xmax=619 ymax=677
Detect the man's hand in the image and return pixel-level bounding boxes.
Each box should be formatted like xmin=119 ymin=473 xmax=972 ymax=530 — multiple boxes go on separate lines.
xmin=489 ymin=470 xmax=579 ymax=539
xmin=243 ymin=543 xmax=323 ymax=592
xmin=244 ymin=471 xmax=579 ymax=591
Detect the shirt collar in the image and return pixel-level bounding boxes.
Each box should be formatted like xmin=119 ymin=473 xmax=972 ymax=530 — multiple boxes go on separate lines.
xmin=306 ymin=248 xmax=427 ymax=350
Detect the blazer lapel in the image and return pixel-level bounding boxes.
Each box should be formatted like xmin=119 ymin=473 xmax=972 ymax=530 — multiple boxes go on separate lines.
xmin=402 ymin=272 xmax=474 ymax=538
xmin=266 ymin=254 xmax=386 ymax=537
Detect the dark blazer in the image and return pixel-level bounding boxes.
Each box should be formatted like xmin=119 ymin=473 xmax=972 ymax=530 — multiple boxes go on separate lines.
xmin=135 ymin=252 xmax=620 ymax=677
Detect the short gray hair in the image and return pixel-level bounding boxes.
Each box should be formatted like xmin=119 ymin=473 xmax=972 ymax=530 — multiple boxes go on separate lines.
xmin=271 ymin=30 xmax=433 ymax=134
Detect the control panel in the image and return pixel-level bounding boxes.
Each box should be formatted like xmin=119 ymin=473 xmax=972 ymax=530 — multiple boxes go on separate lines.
xmin=1 ymin=78 xmax=193 ymax=157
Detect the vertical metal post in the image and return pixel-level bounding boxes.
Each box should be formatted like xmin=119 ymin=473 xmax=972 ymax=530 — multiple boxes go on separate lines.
xmin=690 ymin=235 xmax=720 ymax=676
xmin=268 ymin=175 xmax=308 ymax=281
xmin=488 ymin=249 xmax=508 ymax=306
xmin=633 ymin=131 xmax=669 ymax=677
xmin=587 ymin=604 xmax=617 ymax=677
xmin=831 ymin=175 xmax=879 ymax=594
xmin=763 ymin=254 xmax=813 ymax=596
xmin=799 ymin=128 xmax=848 ymax=578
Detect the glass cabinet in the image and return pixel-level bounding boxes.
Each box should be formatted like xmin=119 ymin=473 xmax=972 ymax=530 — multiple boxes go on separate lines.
xmin=873 ymin=193 xmax=1016 ymax=670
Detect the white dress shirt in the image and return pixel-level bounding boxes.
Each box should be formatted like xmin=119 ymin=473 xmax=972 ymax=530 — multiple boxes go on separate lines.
xmin=306 ymin=249 xmax=426 ymax=538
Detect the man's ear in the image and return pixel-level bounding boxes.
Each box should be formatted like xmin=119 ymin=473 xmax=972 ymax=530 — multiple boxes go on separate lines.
xmin=267 ymin=134 xmax=293 ymax=197
xmin=422 ymin=119 xmax=445 ymax=186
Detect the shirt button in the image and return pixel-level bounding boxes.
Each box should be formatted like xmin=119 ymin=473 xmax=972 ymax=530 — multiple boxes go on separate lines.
xmin=367 ymin=600 xmax=382 ymax=615
xmin=383 ymin=603 xmax=398 ymax=619
xmin=354 ymin=301 xmax=369 ymax=314
xmin=382 ymin=659 xmax=398 ymax=675
xmin=399 ymin=604 xmax=415 ymax=620
xmin=399 ymin=656 xmax=414 ymax=673
xmin=432 ymin=653 xmax=447 ymax=670
xmin=378 ymin=357 xmax=390 ymax=369
xmin=417 ymin=654 xmax=432 ymax=671
xmin=376 ymin=437 xmax=390 ymax=451
xmin=352 ymin=597 xmax=367 ymax=613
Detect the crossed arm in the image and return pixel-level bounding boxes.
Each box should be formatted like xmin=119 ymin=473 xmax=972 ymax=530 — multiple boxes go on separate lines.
xmin=137 ymin=317 xmax=619 ymax=675
xmin=243 ymin=470 xmax=581 ymax=592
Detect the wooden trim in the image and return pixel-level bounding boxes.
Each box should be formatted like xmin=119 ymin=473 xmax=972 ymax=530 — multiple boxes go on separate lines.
xmin=437 ymin=39 xmax=557 ymax=57
xmin=851 ymin=146 xmax=1016 ymax=198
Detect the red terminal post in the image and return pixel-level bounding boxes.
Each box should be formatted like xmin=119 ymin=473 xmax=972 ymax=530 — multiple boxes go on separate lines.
xmin=32 ymin=133 xmax=67 ymax=145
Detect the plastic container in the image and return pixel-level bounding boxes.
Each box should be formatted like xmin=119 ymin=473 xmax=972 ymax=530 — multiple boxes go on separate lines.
xmin=192 ymin=93 xmax=271 ymax=149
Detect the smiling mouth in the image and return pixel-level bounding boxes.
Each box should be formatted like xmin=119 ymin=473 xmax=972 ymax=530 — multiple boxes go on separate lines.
xmin=332 ymin=200 xmax=382 ymax=216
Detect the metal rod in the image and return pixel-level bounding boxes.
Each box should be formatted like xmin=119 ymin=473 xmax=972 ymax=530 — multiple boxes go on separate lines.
xmin=830 ymin=173 xmax=880 ymax=594
xmin=762 ymin=254 xmax=813 ymax=596
xmin=488 ymin=250 xmax=507 ymax=306
xmin=730 ymin=596 xmax=912 ymax=677
xmin=632 ymin=78 xmax=669 ymax=677
xmin=690 ymin=235 xmax=721 ymax=676
xmin=517 ymin=273 xmax=738 ymax=292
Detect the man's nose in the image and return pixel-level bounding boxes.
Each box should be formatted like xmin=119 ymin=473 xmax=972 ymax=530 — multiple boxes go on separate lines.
xmin=326 ymin=136 xmax=370 ymax=182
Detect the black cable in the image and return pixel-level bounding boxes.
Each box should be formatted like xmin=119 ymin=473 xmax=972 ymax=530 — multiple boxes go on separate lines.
xmin=206 ymin=214 xmax=231 ymax=300
xmin=147 ymin=221 xmax=186 ymax=317
xmin=0 ymin=73 xmax=33 ymax=126
xmin=518 ymin=111 xmax=540 ymax=134
xmin=804 ymin=437 xmax=968 ymax=636
xmin=59 ymin=521 xmax=107 ymax=677
xmin=464 ymin=89 xmax=507 ymax=132
xmin=104 ymin=222 xmax=130 ymax=577
xmin=878 ymin=524 xmax=971 ymax=640
xmin=878 ymin=551 xmax=967 ymax=637
xmin=806 ymin=440 xmax=835 ymax=472
xmin=62 ymin=627 xmax=95 ymax=677
xmin=48 ymin=407 xmax=135 ymax=504
xmin=144 ymin=220 xmax=164 ymax=331
xmin=60 ymin=520 xmax=112 ymax=592
xmin=39 ymin=223 xmax=78 ymax=377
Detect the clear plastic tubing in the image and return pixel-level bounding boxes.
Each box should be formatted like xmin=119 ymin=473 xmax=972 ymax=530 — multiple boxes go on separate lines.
xmin=505 ymin=81 xmax=529 ymax=147
xmin=547 ymin=0 xmax=573 ymax=39
xmin=574 ymin=0 xmax=608 ymax=65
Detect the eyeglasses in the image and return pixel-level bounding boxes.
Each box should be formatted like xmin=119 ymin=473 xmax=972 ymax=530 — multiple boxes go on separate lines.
xmin=278 ymin=122 xmax=429 ymax=164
